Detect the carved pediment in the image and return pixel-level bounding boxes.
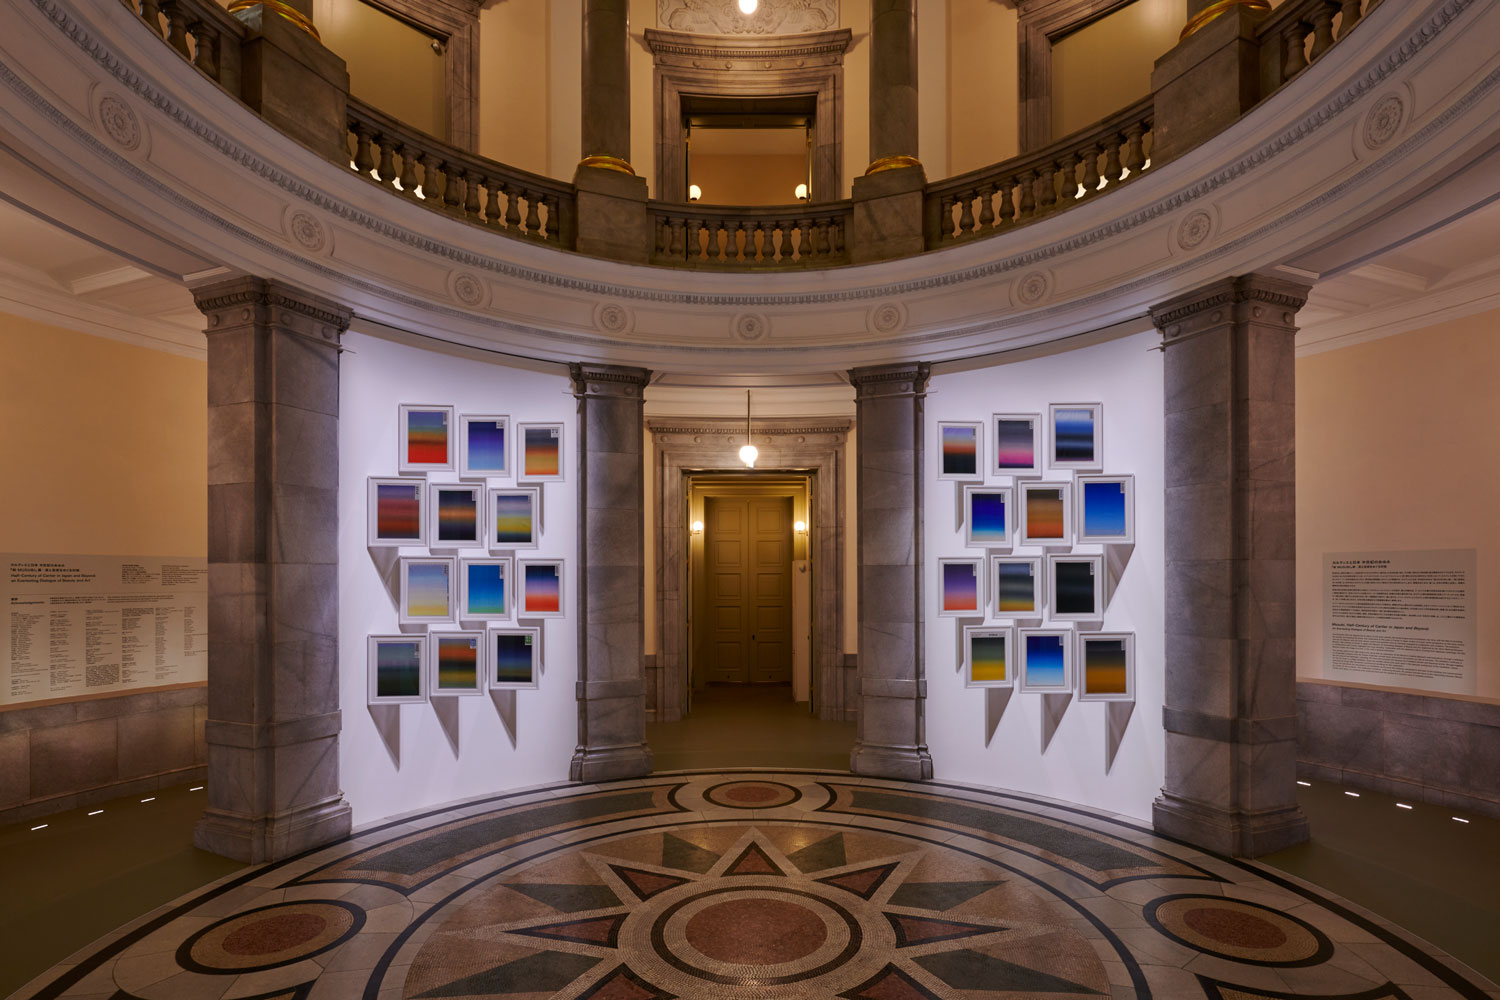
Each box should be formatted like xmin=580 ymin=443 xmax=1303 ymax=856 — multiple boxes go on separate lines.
xmin=657 ymin=0 xmax=839 ymax=36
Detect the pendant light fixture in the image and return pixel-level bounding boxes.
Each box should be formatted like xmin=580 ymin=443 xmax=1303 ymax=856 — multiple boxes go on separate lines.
xmin=739 ymin=0 xmax=759 ymax=14
xmin=738 ymin=390 xmax=758 ymax=468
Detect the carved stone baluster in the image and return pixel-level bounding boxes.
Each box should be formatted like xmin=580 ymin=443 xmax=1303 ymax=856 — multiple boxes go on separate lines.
xmin=419 ymin=152 xmax=440 ymax=204
xmin=443 ymin=164 xmax=464 ymax=216
xmin=138 ymin=1 xmax=164 ymax=38
xmin=751 ymin=221 xmax=767 ymax=263
xmin=524 ymin=191 xmax=542 ymax=237
xmin=1124 ymin=123 xmax=1147 ymax=174
xmin=1309 ymin=3 xmax=1337 ymax=59
xmin=1081 ymin=144 xmax=1102 ymax=199
xmin=1103 ymin=140 xmax=1123 ymax=186
xmin=397 ymin=145 xmax=419 ymax=199
xmin=818 ymin=218 xmax=834 ymax=259
xmin=1037 ymin=166 xmax=1057 ymax=214
xmin=939 ymin=195 xmax=956 ymax=240
xmin=1283 ymin=23 xmax=1310 ymax=78
xmin=504 ymin=185 xmax=522 ymax=230
xmin=654 ymin=217 xmax=667 ymax=258
xmin=775 ymin=221 xmax=792 ymax=263
xmin=830 ymin=217 xmax=845 ymax=259
xmin=162 ymin=2 xmax=191 ymax=59
xmin=1018 ymin=170 xmax=1037 ymax=218
xmin=191 ymin=22 xmax=219 ymax=79
xmin=352 ymin=124 xmax=375 ymax=176
xmin=464 ymin=170 xmax=482 ymax=220
xmin=1059 ymin=152 xmax=1079 ymax=204
xmin=375 ymin=135 xmax=395 ymax=185
xmin=957 ymin=192 xmax=975 ymax=237
xmin=669 ymin=218 xmax=685 ymax=260
xmin=545 ymin=195 xmax=560 ymax=242
xmin=734 ymin=221 xmax=748 ymax=263
xmin=998 ymin=180 xmax=1015 ymax=225
xmin=799 ymin=218 xmax=817 ymax=260
xmin=1336 ymin=0 xmax=1362 ymax=38
xmin=977 ymin=184 xmax=996 ymax=231
xmin=687 ymin=219 xmax=702 ymax=261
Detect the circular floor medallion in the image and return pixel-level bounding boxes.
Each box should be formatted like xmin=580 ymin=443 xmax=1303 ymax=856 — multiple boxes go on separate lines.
xmin=703 ymin=780 xmax=802 ymax=809
xmin=1144 ymin=894 xmax=1333 ymax=967
xmin=177 ymin=900 xmax=364 ymax=974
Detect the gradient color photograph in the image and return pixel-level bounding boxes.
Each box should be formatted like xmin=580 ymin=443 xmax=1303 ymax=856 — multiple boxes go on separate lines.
xmin=1024 ymin=632 xmax=1068 ymax=689
xmin=1025 ymin=487 xmax=1066 ymax=539
xmin=1082 ymin=480 xmax=1127 ymax=537
xmin=376 ymin=482 xmax=421 ymax=540
xmin=1053 ymin=406 xmax=1096 ymax=465
xmin=969 ymin=490 xmax=1008 ymax=545
xmin=406 ymin=408 xmax=450 ymax=465
xmin=1054 ymin=560 xmax=1098 ymax=616
xmin=375 ymin=640 xmax=422 ymax=699
xmin=524 ymin=426 xmax=560 ymax=478
xmin=993 ymin=417 xmax=1036 ymax=471
xmin=492 ymin=493 xmax=534 ymax=544
xmin=433 ymin=634 xmax=479 ymax=692
xmin=523 ymin=563 xmax=561 ymax=614
xmin=940 ymin=424 xmax=979 ymax=477
xmin=436 ymin=489 xmax=478 ymax=543
xmin=492 ymin=632 xmax=536 ymax=686
xmin=407 ymin=561 xmax=452 ymax=619
xmin=993 ymin=561 xmax=1037 ymax=614
xmin=941 ymin=561 xmax=980 ymax=613
xmin=969 ymin=632 xmax=1010 ymax=684
xmin=465 ymin=418 xmax=506 ymax=473
xmin=1083 ymin=637 xmax=1130 ymax=696
xmin=465 ymin=562 xmax=506 ymax=616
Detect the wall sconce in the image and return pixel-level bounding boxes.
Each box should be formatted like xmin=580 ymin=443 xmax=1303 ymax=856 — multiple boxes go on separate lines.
xmin=691 ymin=520 xmax=704 ymax=534
xmin=794 ymin=520 xmax=807 ymax=533
xmin=688 ymin=184 xmax=702 ymax=202
xmin=794 ymin=182 xmax=808 ymax=201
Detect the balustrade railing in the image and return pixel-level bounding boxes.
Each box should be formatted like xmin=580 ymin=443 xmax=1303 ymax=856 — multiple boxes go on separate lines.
xmin=926 ymin=99 xmax=1153 ymax=248
xmin=650 ymin=202 xmax=852 ymax=267
xmin=119 ymin=0 xmax=246 ymax=93
xmin=1258 ymin=0 xmax=1381 ymax=97
xmin=346 ymin=100 xmax=575 ymax=246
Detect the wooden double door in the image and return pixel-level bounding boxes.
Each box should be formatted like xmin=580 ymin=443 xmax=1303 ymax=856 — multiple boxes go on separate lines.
xmin=703 ymin=495 xmax=793 ymax=684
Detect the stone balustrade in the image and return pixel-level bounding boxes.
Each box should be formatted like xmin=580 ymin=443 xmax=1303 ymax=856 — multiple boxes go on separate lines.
xmin=649 ymin=202 xmax=853 ymax=268
xmin=925 ymin=99 xmax=1154 ymax=248
xmin=1259 ymin=0 xmax=1382 ymax=95
xmin=119 ymin=0 xmax=246 ymax=93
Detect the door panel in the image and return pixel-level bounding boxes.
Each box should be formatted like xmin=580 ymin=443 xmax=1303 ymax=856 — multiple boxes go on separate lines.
xmin=704 ymin=494 xmax=793 ymax=684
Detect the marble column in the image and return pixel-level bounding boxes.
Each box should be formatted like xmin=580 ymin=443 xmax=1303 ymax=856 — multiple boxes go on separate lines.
xmin=869 ymin=0 xmax=919 ymax=168
xmin=191 ymin=277 xmax=354 ymax=863
xmin=848 ymin=363 xmax=933 ymax=780
xmin=1148 ymin=274 xmax=1312 ymax=858
xmin=573 ymin=0 xmax=651 ymax=262
xmin=569 ymin=364 xmax=654 ymax=782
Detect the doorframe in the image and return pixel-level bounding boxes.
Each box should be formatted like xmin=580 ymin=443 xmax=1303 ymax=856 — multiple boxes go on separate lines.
xmin=647 ymin=417 xmax=852 ymax=723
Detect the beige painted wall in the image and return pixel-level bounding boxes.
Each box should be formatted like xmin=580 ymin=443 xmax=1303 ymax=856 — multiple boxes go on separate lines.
xmin=1051 ymin=0 xmax=1178 ymax=139
xmin=690 ymin=154 xmax=810 ymax=206
xmin=548 ymin=0 xmax=583 ymax=177
xmin=0 ymin=316 xmax=206 ymax=557
xmin=946 ymin=0 xmax=1019 ymax=176
xmin=478 ymin=0 xmax=551 ymax=174
xmin=629 ymin=0 xmax=657 ymax=193
xmin=1296 ymin=311 xmax=1500 ymax=698
xmin=315 ymin=0 xmax=446 ymax=139
xmin=841 ymin=0 xmax=871 ymax=195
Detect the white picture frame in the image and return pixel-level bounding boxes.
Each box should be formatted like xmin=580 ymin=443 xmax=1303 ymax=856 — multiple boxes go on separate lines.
xmin=367 ymin=634 xmax=427 ymax=705
xmin=937 ymin=421 xmax=983 ymax=482
xmin=991 ymin=555 xmax=1044 ymax=620
xmin=458 ymin=557 xmax=512 ymax=623
xmin=963 ymin=625 xmax=1015 ymax=689
xmin=937 ymin=557 xmax=985 ymax=618
xmin=459 ymin=413 xmax=510 ymax=480
xmin=398 ymin=403 xmax=455 ymax=474
xmin=1078 ymin=631 xmax=1135 ymax=702
xmin=1018 ymin=481 xmax=1073 ymax=547
xmin=426 ymin=630 xmax=485 ymax=696
xmin=367 ymin=476 xmax=426 ymax=548
xmin=428 ymin=483 xmax=485 ymax=550
xmin=991 ymin=412 xmax=1042 ymax=478
xmin=517 ymin=559 xmax=566 ymax=619
xmin=487 ymin=487 xmax=540 ymax=550
xmin=1076 ymin=473 xmax=1135 ymax=545
xmin=517 ymin=422 xmax=566 ymax=483
xmin=399 ymin=556 xmax=457 ymax=625
xmin=488 ymin=625 xmax=542 ymax=690
xmin=1048 ymin=402 xmax=1103 ymax=472
xmin=1018 ymin=627 xmax=1074 ymax=694
xmin=963 ymin=484 xmax=1013 ymax=549
xmin=1047 ymin=552 xmax=1105 ymax=622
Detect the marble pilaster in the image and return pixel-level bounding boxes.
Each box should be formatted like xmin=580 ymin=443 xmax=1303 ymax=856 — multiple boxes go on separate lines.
xmin=192 ymin=277 xmax=353 ymax=863
xmin=1149 ymin=274 xmax=1311 ymax=858
xmin=848 ymin=363 xmax=933 ymax=780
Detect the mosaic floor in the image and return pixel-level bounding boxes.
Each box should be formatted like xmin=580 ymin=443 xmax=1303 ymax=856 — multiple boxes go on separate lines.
xmin=14 ymin=772 xmax=1498 ymax=1000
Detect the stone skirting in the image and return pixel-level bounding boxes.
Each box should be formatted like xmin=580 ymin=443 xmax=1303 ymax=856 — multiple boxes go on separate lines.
xmin=1297 ymin=679 xmax=1500 ymax=820
xmin=0 ymin=686 xmax=207 ymax=825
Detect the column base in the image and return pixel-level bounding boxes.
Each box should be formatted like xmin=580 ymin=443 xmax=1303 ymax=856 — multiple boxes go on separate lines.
xmin=1152 ymin=791 xmax=1309 ymax=858
xmin=850 ymin=742 xmax=933 ymax=781
xmin=570 ymin=744 xmax=654 ymax=783
xmin=194 ymin=795 xmax=352 ymax=863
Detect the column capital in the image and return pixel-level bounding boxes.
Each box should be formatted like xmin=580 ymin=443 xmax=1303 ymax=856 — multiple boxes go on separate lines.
xmin=193 ymin=277 xmax=354 ymax=347
xmin=569 ymin=363 xmax=652 ymax=400
xmin=848 ymin=361 xmax=931 ymax=399
xmin=1148 ymin=273 xmax=1312 ymax=347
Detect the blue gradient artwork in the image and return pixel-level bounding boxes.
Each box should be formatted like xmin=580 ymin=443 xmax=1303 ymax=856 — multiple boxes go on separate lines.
xmin=1054 ymin=407 xmax=1096 ymax=464
xmin=466 ymin=562 xmax=505 ymax=616
xmin=970 ymin=491 xmax=1007 ymax=544
xmin=1083 ymin=480 xmax=1127 ymax=537
xmin=467 ymin=420 xmax=506 ymax=473
xmin=1025 ymin=633 xmax=1066 ymax=688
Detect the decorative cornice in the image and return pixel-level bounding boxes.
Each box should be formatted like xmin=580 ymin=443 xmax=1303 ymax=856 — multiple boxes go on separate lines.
xmin=647 ymin=418 xmax=852 ymax=437
xmin=642 ymin=26 xmax=853 ymax=62
xmin=568 ymin=363 xmax=653 ymax=397
xmin=193 ymin=278 xmax=355 ymax=333
xmin=847 ymin=362 xmax=931 ymax=395
xmin=1147 ymin=274 xmax=1312 ymax=331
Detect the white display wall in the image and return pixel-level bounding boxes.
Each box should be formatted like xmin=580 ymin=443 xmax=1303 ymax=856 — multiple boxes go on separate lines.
xmin=339 ymin=330 xmax=578 ymax=827
xmin=925 ymin=328 xmax=1165 ymax=821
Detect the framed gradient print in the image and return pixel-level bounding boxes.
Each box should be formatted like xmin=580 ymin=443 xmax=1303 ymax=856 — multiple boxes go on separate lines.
xmin=937 ymin=421 xmax=982 ymax=481
xmin=459 ymin=414 xmax=510 ymax=479
xmin=518 ymin=559 xmax=565 ymax=618
xmin=367 ymin=476 xmax=426 ymax=547
xmin=398 ymin=404 xmax=455 ymax=473
xmin=1047 ymin=552 xmax=1104 ymax=622
xmin=1018 ymin=628 xmax=1073 ymax=694
xmin=963 ymin=484 xmax=1013 ymax=549
xmin=963 ymin=626 xmax=1015 ymax=689
xmin=489 ymin=626 xmax=542 ymax=690
xmin=1076 ymin=474 xmax=1134 ymax=544
xmin=1018 ymin=481 xmax=1072 ymax=547
xmin=1048 ymin=402 xmax=1103 ymax=471
xmin=938 ymin=558 xmax=984 ymax=617
xmin=488 ymin=487 xmax=540 ymax=549
xmin=428 ymin=483 xmax=484 ymax=550
xmin=1078 ymin=631 xmax=1135 ymax=702
xmin=399 ymin=556 xmax=457 ymax=625
xmin=367 ymin=635 xmax=426 ymax=704
xmin=459 ymin=557 xmax=511 ymax=622
xmin=991 ymin=555 xmax=1043 ymax=619
xmin=992 ymin=413 xmax=1041 ymax=477
xmin=427 ymin=631 xmax=485 ymax=696
xmin=518 ymin=422 xmax=565 ymax=482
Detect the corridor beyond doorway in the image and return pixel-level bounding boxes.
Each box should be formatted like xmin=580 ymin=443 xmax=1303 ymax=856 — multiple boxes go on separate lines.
xmin=646 ymin=683 xmax=855 ymax=771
